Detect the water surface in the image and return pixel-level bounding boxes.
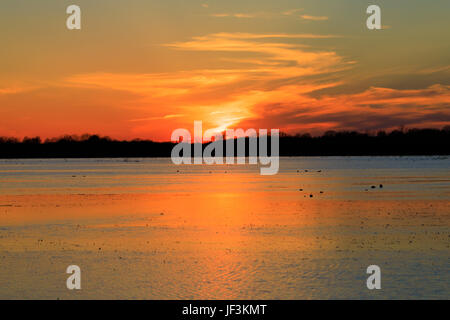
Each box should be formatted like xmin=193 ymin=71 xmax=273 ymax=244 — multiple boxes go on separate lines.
xmin=0 ymin=157 xmax=449 ymax=299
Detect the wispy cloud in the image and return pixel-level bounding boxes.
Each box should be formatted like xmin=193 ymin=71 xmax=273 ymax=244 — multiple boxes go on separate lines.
xmin=211 ymin=13 xmax=256 ymax=18
xmin=0 ymin=85 xmax=38 ymax=95
xmin=165 ymin=32 xmax=347 ymax=80
xmin=129 ymin=114 xmax=185 ymax=122
xmin=197 ymin=32 xmax=339 ymax=40
xmin=418 ymin=65 xmax=450 ymax=75
xmin=66 ymin=32 xmax=345 ymax=100
xmin=300 ymin=14 xmax=328 ymax=21
xmin=282 ymin=9 xmax=303 ymax=16
xmin=210 ymin=9 xmax=309 ymax=19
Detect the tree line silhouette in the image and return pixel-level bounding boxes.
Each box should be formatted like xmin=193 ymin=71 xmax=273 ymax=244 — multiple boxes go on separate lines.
xmin=0 ymin=127 xmax=449 ymax=158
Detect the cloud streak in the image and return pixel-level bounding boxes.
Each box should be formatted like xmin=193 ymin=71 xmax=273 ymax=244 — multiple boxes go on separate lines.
xmin=300 ymin=14 xmax=328 ymax=21
xmin=211 ymin=13 xmax=256 ymax=18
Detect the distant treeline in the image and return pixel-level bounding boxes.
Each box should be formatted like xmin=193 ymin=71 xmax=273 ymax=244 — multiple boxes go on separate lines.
xmin=0 ymin=127 xmax=449 ymax=158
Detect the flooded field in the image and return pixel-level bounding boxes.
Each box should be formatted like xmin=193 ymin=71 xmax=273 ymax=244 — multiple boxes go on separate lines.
xmin=0 ymin=157 xmax=449 ymax=299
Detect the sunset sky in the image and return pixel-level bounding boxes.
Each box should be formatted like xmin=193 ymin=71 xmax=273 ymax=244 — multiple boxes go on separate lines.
xmin=0 ymin=0 xmax=449 ymax=141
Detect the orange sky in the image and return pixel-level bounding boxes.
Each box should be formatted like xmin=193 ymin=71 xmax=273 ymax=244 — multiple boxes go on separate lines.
xmin=0 ymin=0 xmax=449 ymax=141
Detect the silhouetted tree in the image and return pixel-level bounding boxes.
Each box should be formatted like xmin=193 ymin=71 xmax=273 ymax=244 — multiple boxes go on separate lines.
xmin=0 ymin=128 xmax=448 ymax=158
